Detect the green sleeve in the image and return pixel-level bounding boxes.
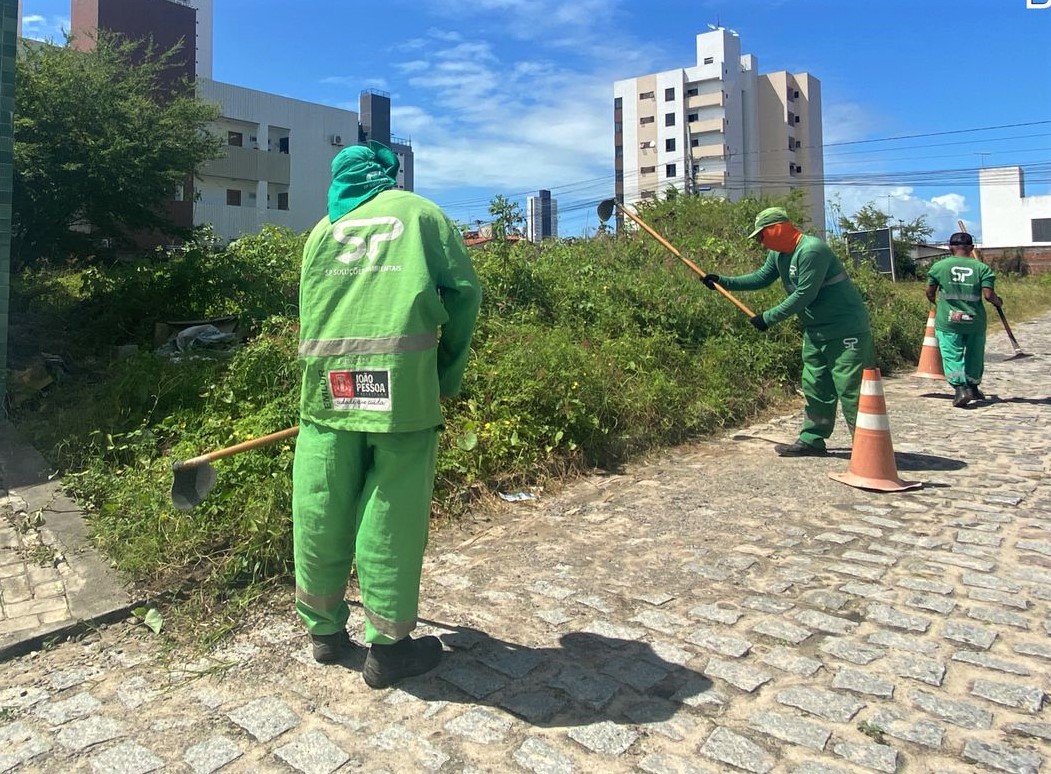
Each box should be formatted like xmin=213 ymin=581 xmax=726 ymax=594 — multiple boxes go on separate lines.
xmin=430 ymin=214 xmax=482 ymax=397
xmin=980 ymin=264 xmax=996 ymax=289
xmin=763 ymin=242 xmax=831 ymax=327
xmin=718 ymin=253 xmax=779 ymax=291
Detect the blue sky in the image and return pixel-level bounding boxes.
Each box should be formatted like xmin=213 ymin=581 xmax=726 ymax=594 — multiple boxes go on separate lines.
xmin=20 ymin=0 xmax=1051 ymax=241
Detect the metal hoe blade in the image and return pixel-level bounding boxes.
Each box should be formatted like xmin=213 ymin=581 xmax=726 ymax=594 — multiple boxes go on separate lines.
xmin=597 ymin=198 xmax=616 ymax=223
xmin=171 ymin=461 xmax=217 ymax=511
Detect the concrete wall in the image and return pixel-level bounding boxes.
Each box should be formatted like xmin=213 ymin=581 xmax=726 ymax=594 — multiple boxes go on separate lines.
xmin=979 ymin=166 xmax=1051 ymax=247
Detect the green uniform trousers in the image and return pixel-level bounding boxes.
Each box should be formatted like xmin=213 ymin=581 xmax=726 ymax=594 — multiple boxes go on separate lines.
xmin=798 ymin=330 xmax=876 ymax=450
xmin=292 ymin=420 xmax=439 ymax=645
xmin=935 ymin=328 xmax=986 ymax=387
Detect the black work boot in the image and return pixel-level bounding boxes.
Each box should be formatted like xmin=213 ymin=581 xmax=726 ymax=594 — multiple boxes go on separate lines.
xmin=774 ymin=440 xmax=827 ymax=457
xmin=968 ymin=385 xmax=985 ymax=401
xmin=311 ymin=630 xmax=353 ymax=664
xmin=363 ymin=635 xmax=443 ymax=689
xmin=952 ymin=384 xmax=971 ymax=408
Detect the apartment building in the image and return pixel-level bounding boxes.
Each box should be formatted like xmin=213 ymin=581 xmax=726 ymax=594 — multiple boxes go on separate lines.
xmin=526 ymin=189 xmax=558 ymax=243
xmin=613 ymin=28 xmax=825 ymax=233
xmin=979 ymin=166 xmax=1051 ymax=247
xmin=69 ymin=0 xmax=414 ymax=243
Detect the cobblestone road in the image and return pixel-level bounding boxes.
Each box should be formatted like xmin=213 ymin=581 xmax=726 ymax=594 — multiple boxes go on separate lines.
xmin=1 ymin=314 xmax=1049 ymax=773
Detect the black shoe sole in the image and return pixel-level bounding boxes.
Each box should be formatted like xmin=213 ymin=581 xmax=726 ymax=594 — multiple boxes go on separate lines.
xmin=774 ymin=444 xmax=827 ymax=457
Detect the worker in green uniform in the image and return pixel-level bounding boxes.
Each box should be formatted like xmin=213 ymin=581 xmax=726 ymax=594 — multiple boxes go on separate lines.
xmin=294 ymin=141 xmax=481 ymax=688
xmin=700 ymin=207 xmax=874 ymax=457
xmin=925 ymin=231 xmax=1001 ymax=408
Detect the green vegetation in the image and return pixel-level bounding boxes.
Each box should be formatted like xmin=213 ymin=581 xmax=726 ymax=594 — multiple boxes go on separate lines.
xmin=10 ymin=195 xmax=1051 ymax=638
xmin=13 ymin=34 xmax=223 ymax=268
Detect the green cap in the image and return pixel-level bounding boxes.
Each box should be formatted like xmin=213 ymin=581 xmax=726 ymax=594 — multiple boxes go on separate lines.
xmin=748 ymin=207 xmax=791 ymax=239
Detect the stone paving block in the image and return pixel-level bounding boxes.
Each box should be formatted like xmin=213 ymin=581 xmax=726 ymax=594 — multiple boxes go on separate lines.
xmin=685 ymin=626 xmax=753 ymax=658
xmin=33 ymin=691 xmax=102 ymax=726
xmin=967 ymin=588 xmax=1029 ymax=609
xmin=1017 ymin=538 xmax=1051 ymax=556
xmin=904 ymin=592 xmax=956 ymax=614
xmin=688 ymin=604 xmax=743 ymax=625
xmin=685 ymin=563 xmax=732 ymax=582
xmin=887 ymin=532 xmax=949 ymax=549
xmin=581 ymin=620 xmax=646 ymax=642
xmin=226 ymin=697 xmax=299 ymax=742
xmin=439 ymin=662 xmax=508 ymax=698
xmin=866 ymin=629 xmax=938 ymax=655
xmin=926 ymin=553 xmax=996 ymax=572
xmin=477 ymin=645 xmax=544 ymax=678
xmin=50 ymin=667 xmax=103 ymax=692
xmin=910 ymin=690 xmax=992 ymax=729
xmin=790 ymin=765 xmax=854 ymax=774
xmin=566 ymin=721 xmax=638 ymax=755
xmin=869 ymin=708 xmax=944 ymax=749
xmin=942 ymin=620 xmax=998 ymax=649
xmin=750 ymin=618 xmax=812 ymax=645
xmin=819 ymin=638 xmax=884 ymax=665
xmin=842 ymin=550 xmax=896 ymax=567
xmin=815 ymin=532 xmax=855 ymax=544
xmin=513 ymin=737 xmax=576 ymax=774
xmin=884 ymin=653 xmax=946 ymax=686
xmin=182 ymin=735 xmax=243 ymax=774
xmin=599 ymin=655 xmax=668 ymax=691
xmin=1006 ymin=722 xmax=1051 ymax=742
xmin=634 ymin=591 xmax=675 ymax=606
xmin=704 ymin=657 xmax=773 ymax=693
xmin=88 ymin=741 xmax=164 ymax=774
xmin=443 ymin=708 xmax=513 ymax=744
xmin=896 ymin=577 xmax=954 ymax=595
xmin=273 ymin=727 xmax=351 ymax=769
xmin=952 ymin=650 xmax=1032 ymax=676
xmin=530 ymin=581 xmax=574 ymax=600
xmin=776 ymin=686 xmax=865 ymax=722
xmin=700 ymin=726 xmax=775 ymax=774
xmin=970 ymin=679 xmax=1045 ymax=713
xmin=967 ymin=605 xmax=1030 ymax=629
xmin=749 ymin=710 xmax=830 ymax=750
xmin=550 ymin=665 xmax=619 ymax=710
xmin=839 ymin=581 xmax=891 ymax=599
xmin=574 ymin=594 xmax=613 ymax=613
xmin=370 ymin=725 xmax=449 ymax=771
xmin=630 ymin=609 xmax=689 ymax=634
xmin=841 ymin=524 xmax=884 ymax=538
xmin=0 ymin=721 xmax=52 ymax=771
xmin=643 ymin=639 xmax=695 ymax=667
xmin=962 ymin=738 xmax=1045 ymax=774
xmin=742 ymin=595 xmax=795 ymax=614
xmin=831 ymin=667 xmax=895 ymax=698
xmin=759 ymin=647 xmax=823 ymax=676
xmin=793 ymin=610 xmax=857 ymax=635
xmin=800 ymin=590 xmax=851 ymax=610
xmin=955 ymin=529 xmax=1003 ymax=547
xmin=638 ymin=752 xmax=716 ymax=774
xmin=831 ymin=740 xmax=899 ymax=774
xmin=671 ymin=676 xmax=727 ymax=709
xmin=622 ymin=699 xmax=699 ymax=741
xmin=1014 ymin=641 xmax=1051 ymax=661
xmin=865 ymin=603 xmax=930 ymax=632
xmin=866 ymin=542 xmax=903 ymax=557
xmin=537 ymin=608 xmax=572 ymax=626
xmin=0 ymin=685 xmax=49 ymax=711
xmin=500 ymin=691 xmax=566 ymax=723
xmin=827 ymin=562 xmax=885 ymax=582
xmin=55 ymin=716 xmax=126 ymax=752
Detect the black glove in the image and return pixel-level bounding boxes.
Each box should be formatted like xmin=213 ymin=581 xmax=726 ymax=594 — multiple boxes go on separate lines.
xmin=701 ymin=273 xmax=721 ymax=290
xmin=750 ymin=314 xmax=769 ymax=332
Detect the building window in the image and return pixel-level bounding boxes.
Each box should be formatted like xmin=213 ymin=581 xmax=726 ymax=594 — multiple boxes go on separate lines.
xmin=686 ymin=87 xmax=698 ymax=97
xmin=703 ymin=57 xmax=714 ymax=65
xmin=228 ymin=131 xmax=243 ymax=147
xmin=666 ymin=163 xmax=677 ymax=178
xmin=691 ymin=138 xmax=700 ymax=147
xmin=665 ymin=113 xmax=676 ymax=127
xmin=666 ymin=138 xmax=676 ymax=152
xmin=641 ymin=165 xmax=656 ymax=174
xmin=1033 ymin=218 xmax=1051 ymax=242
xmin=687 ymin=113 xmax=698 ymax=123
xmin=665 ymin=87 xmax=675 ymax=101
xmin=614 ymin=122 xmax=623 ymax=133
xmin=639 ymin=90 xmax=654 ymax=99
xmin=615 ymin=171 xmax=623 ymax=182
xmin=278 ymin=192 xmax=289 ymax=211
xmin=794 ymin=115 xmax=801 ymax=124
xmin=614 ymin=96 xmax=622 ymax=109
xmin=226 ymin=189 xmax=241 ymax=206
xmin=640 ymin=116 xmax=655 ymax=125
xmin=794 ymin=89 xmax=801 ymax=99
xmin=279 ymin=136 xmax=290 ymax=154
xmin=615 ymin=144 xmax=623 ymax=157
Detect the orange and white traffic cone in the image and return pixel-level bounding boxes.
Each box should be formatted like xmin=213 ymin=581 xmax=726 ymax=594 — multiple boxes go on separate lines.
xmin=829 ymin=368 xmax=922 ymax=492
xmin=913 ymin=310 xmax=944 ymax=380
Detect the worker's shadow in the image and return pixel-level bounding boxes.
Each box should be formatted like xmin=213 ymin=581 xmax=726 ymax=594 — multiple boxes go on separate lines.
xmin=396 ymin=626 xmax=716 ymax=728
xmin=920 ymin=392 xmax=1051 ymax=408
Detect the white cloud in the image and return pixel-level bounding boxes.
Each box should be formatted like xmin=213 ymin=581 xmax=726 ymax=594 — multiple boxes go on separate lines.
xmin=22 ymin=14 xmax=69 ymax=43
xmin=827 ymin=184 xmax=975 ymax=242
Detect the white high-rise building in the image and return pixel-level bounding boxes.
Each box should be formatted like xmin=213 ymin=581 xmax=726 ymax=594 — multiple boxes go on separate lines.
xmin=613 ymin=28 xmax=825 ymax=234
xmin=526 ymin=190 xmax=558 ymax=243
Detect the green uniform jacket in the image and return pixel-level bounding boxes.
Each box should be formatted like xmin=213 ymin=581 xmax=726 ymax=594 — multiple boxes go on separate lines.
xmin=926 ymin=256 xmax=995 ymax=334
xmin=719 ymin=235 xmax=870 ymax=341
xmin=298 ymin=189 xmax=482 ymax=432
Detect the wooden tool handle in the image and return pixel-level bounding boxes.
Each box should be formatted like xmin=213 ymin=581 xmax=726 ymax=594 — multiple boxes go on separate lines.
xmin=173 ymin=426 xmax=300 ymax=470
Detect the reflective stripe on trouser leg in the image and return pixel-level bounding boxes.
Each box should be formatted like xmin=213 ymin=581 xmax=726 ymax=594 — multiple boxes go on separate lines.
xmin=292 ymin=421 xmax=364 ymax=635
xmin=355 ymin=428 xmax=439 ymax=645
xmin=935 ymin=328 xmax=970 ymax=387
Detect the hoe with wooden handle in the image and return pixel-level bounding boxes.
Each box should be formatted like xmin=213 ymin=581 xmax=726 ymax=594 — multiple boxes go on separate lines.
xmin=171 ymin=426 xmax=300 ymax=510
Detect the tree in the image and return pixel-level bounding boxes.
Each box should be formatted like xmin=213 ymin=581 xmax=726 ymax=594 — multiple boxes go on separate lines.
xmin=487 ymin=195 xmax=525 ymax=241
xmin=13 ymin=34 xmax=223 ymax=268
xmin=834 ymin=202 xmax=933 ymax=279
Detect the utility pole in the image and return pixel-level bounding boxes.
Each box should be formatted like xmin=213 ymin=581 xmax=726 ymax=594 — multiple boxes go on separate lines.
xmin=975 ymin=152 xmax=990 ymax=168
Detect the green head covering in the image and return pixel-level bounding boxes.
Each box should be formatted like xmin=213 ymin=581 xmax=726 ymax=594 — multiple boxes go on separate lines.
xmin=328 ymin=141 xmax=400 ymax=222
xmin=748 ymin=206 xmax=791 ymax=239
